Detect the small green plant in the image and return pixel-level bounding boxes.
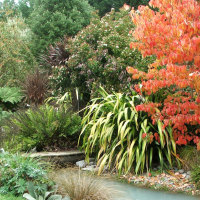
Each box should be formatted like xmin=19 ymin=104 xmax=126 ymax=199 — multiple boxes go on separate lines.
xmin=0 ymin=87 xmax=23 ymax=122
xmin=0 ymin=87 xmax=23 ymax=105
xmin=1 ymin=104 xmax=81 ymax=151
xmin=80 ymin=87 xmax=179 ymax=175
xmin=0 ymin=152 xmax=50 ymax=195
xmin=23 ymin=182 xmax=62 ymax=200
xmin=0 ymin=107 xmax=12 ymax=121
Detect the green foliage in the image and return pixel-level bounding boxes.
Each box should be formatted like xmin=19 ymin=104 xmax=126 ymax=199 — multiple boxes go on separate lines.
xmin=0 ymin=87 xmax=23 ymax=121
xmin=80 ymin=87 xmax=179 ymax=175
xmin=23 ymin=182 xmax=62 ymax=200
xmin=1 ymin=104 xmax=82 ymax=151
xmin=0 ymin=87 xmax=23 ymax=104
xmin=0 ymin=15 xmax=37 ymax=86
xmin=0 ymin=152 xmax=49 ymax=195
xmin=0 ymin=107 xmax=12 ymax=121
xmin=0 ymin=194 xmax=24 ymax=200
xmin=27 ymin=0 xmax=93 ymax=55
xmin=17 ymin=0 xmax=34 ymax=19
xmin=191 ymin=166 xmax=200 ymax=189
xmin=50 ymin=8 xmax=154 ymax=97
xmin=88 ymin=0 xmax=150 ymax=16
xmin=0 ymin=0 xmax=19 ymax=20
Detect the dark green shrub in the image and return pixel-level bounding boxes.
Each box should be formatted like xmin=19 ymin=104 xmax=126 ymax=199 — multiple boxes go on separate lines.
xmin=50 ymin=8 xmax=154 ymax=102
xmin=1 ymin=104 xmax=82 ymax=151
xmin=27 ymin=0 xmax=94 ymax=55
xmin=80 ymin=87 xmax=179 ymax=175
xmin=0 ymin=152 xmax=49 ymax=195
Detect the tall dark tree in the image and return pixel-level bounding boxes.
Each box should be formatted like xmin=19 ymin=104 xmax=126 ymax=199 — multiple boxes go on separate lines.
xmin=17 ymin=0 xmax=34 ymax=19
xmin=88 ymin=0 xmax=149 ymax=16
xmin=18 ymin=0 xmax=94 ymax=56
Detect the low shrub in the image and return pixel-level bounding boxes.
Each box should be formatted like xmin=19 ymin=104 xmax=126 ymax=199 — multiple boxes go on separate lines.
xmin=1 ymin=104 xmax=82 ymax=152
xmin=23 ymin=182 xmax=62 ymax=200
xmin=80 ymin=87 xmax=179 ymax=174
xmin=51 ymin=170 xmax=120 ymax=200
xmin=0 ymin=152 xmax=50 ymax=196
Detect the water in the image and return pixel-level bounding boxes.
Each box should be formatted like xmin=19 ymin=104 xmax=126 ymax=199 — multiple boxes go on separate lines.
xmin=114 ymin=182 xmax=199 ymax=200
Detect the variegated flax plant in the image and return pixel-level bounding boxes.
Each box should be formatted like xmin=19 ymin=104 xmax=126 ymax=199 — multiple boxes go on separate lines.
xmin=80 ymin=87 xmax=180 ymax=175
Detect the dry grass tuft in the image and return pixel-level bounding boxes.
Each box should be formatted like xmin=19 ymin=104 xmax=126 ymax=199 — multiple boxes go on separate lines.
xmin=51 ymin=169 xmax=121 ymax=200
xmin=179 ymin=145 xmax=200 ymax=170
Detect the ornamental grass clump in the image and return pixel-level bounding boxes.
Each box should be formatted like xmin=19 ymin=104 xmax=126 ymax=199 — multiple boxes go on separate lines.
xmin=80 ymin=87 xmax=180 ymax=175
xmin=52 ymin=170 xmax=119 ymax=200
xmin=23 ymin=69 xmax=48 ymax=106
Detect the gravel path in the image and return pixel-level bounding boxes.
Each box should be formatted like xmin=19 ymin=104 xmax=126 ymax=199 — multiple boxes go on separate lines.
xmin=122 ymin=169 xmax=199 ymax=195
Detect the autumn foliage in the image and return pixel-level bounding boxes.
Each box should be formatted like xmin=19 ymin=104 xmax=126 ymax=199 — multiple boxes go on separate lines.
xmin=127 ymin=0 xmax=200 ymax=147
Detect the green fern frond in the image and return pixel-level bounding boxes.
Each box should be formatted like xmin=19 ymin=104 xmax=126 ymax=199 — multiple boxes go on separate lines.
xmin=0 ymin=87 xmax=23 ymax=104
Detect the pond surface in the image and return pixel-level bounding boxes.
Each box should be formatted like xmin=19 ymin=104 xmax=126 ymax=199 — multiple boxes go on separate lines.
xmin=114 ymin=182 xmax=199 ymax=200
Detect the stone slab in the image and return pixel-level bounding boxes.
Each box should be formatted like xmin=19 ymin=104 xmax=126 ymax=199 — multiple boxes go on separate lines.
xmin=23 ymin=150 xmax=85 ymax=164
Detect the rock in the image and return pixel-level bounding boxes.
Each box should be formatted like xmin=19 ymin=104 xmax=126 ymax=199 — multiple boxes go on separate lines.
xmin=0 ymin=148 xmax=5 ymax=154
xmin=62 ymin=196 xmax=70 ymax=200
xmin=29 ymin=147 xmax=37 ymax=153
xmin=182 ymin=173 xmax=187 ymax=178
xmin=187 ymin=171 xmax=191 ymax=175
xmin=76 ymin=160 xmax=87 ymax=168
xmin=82 ymin=165 xmax=99 ymax=172
xmin=178 ymin=169 xmax=184 ymax=174
xmin=173 ymin=167 xmax=178 ymax=171
xmin=186 ymin=175 xmax=191 ymax=179
xmin=89 ymin=158 xmax=95 ymax=162
xmin=26 ymin=151 xmax=85 ymax=164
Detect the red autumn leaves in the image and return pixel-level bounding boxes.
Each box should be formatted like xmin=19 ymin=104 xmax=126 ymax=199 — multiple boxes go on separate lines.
xmin=127 ymin=0 xmax=200 ymax=147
